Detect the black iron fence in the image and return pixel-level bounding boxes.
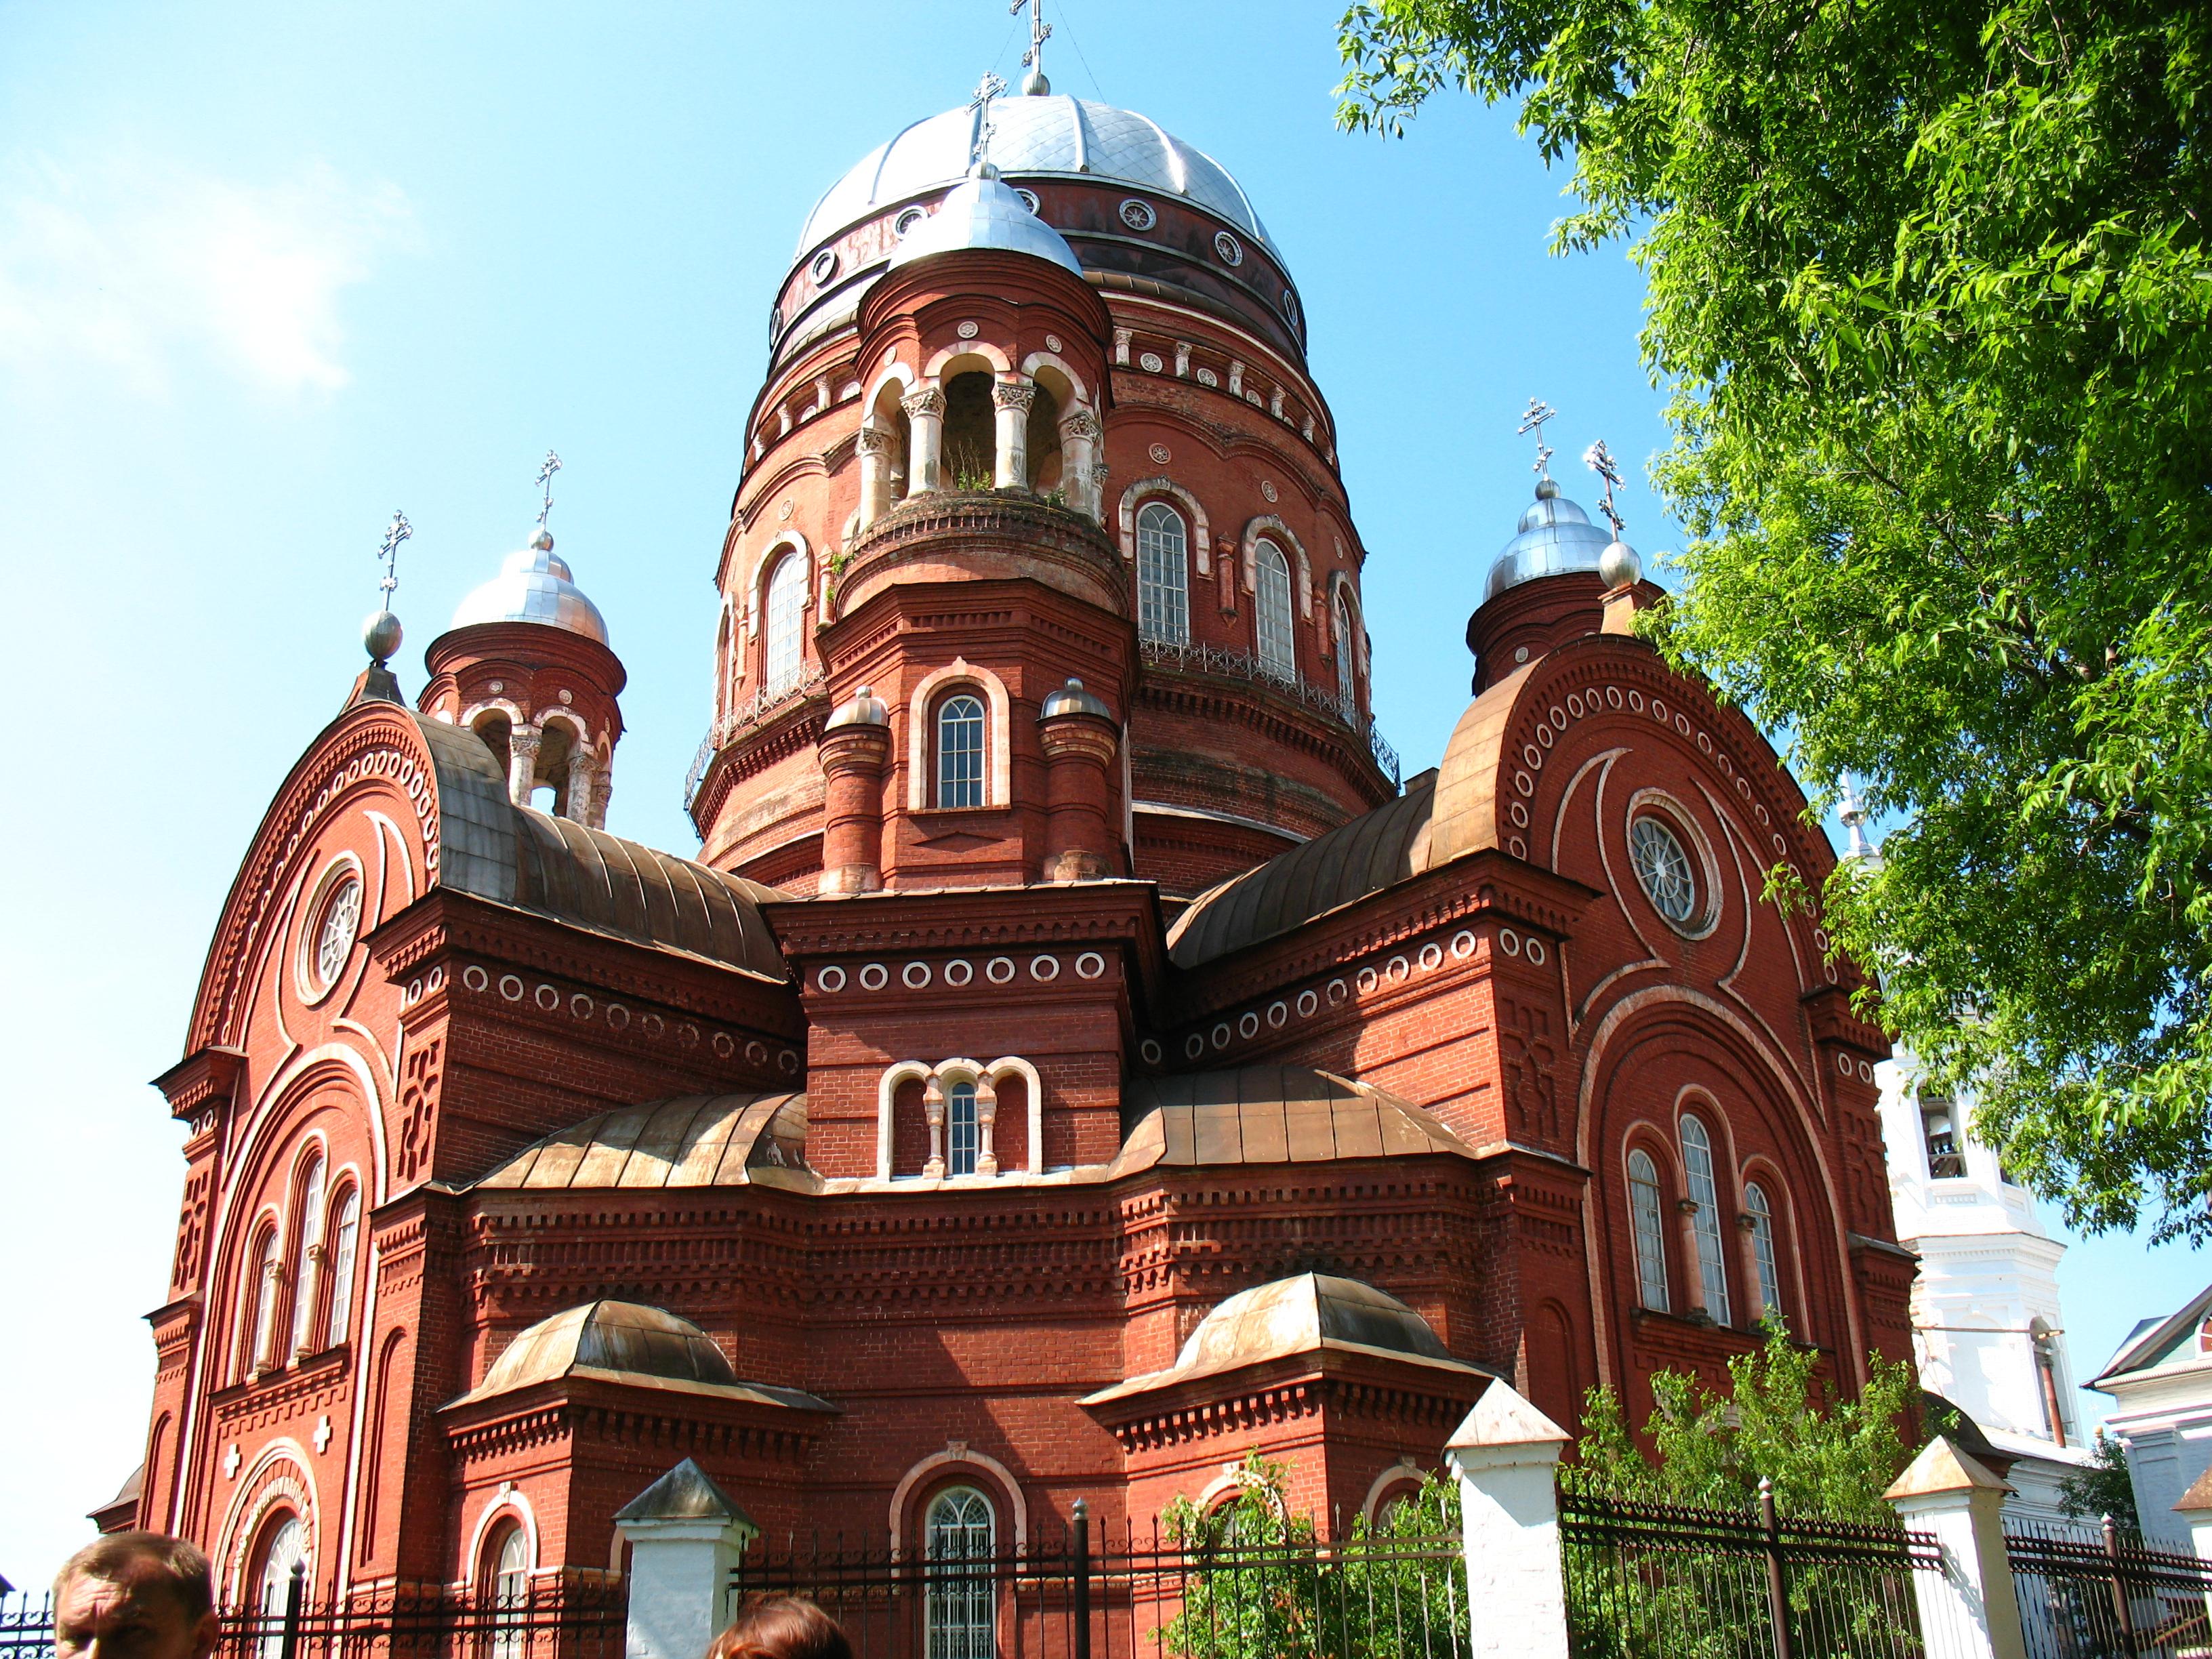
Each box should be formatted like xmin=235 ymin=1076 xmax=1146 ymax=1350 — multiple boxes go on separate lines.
xmin=729 ymin=1504 xmax=1469 ymax=1659
xmin=1558 ymin=1485 xmax=1950 ymax=1659
xmin=0 ymin=1580 xmax=626 ymax=1659
xmin=2007 ymin=1518 xmax=2212 ymax=1659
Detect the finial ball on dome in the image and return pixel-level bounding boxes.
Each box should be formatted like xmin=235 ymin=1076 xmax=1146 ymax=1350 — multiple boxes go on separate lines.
xmin=530 ymin=527 xmax=554 ymax=552
xmin=1599 ymin=539 xmax=1643 ymax=590
xmin=363 ymin=609 xmax=404 ymax=663
xmin=1021 ymin=67 xmax=1050 ymax=96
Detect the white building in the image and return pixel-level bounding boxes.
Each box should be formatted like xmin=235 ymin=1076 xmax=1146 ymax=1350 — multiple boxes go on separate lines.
xmin=2089 ymin=1283 xmax=2212 ymax=1550
xmin=1875 ymin=1056 xmax=2091 ymax=1519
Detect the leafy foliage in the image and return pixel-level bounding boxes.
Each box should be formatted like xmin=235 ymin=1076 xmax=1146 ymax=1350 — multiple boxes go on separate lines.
xmin=1563 ymin=1332 xmax=1920 ymax=1521
xmin=1156 ymin=1452 xmax=1468 ymax=1659
xmin=2058 ymin=1430 xmax=2140 ymax=1524
xmin=1336 ymin=0 xmax=2212 ymax=1240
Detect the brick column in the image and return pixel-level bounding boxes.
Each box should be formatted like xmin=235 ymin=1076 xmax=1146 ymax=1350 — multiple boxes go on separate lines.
xmin=1038 ymin=680 xmax=1119 ymax=882
xmin=1884 ymin=1436 xmax=2028 ymax=1659
xmin=1445 ymin=1381 xmax=1572 ymax=1659
xmin=993 ymin=379 xmax=1036 ymax=490
xmin=506 ymin=724 xmax=541 ymax=808
xmin=819 ymin=688 xmax=891 ymax=894
xmin=903 ymin=388 xmax=945 ymax=494
xmin=857 ymin=426 xmax=897 ymax=529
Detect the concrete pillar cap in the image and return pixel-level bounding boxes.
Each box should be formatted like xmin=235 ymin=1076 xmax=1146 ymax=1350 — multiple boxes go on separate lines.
xmin=1883 ymin=1436 xmax=2015 ymax=1502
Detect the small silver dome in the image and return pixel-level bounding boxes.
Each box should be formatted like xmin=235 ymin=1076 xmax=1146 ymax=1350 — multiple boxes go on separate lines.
xmin=1486 ymin=485 xmax=1618 ymax=599
xmin=1040 ymin=676 xmax=1113 ymax=721
xmin=449 ymin=532 xmax=610 ymax=644
xmin=363 ymin=609 xmax=403 ymax=663
xmin=1598 ymin=539 xmax=1642 ymax=588
xmin=887 ymin=171 xmax=1083 ymax=276
xmin=825 ymin=684 xmax=890 ymax=730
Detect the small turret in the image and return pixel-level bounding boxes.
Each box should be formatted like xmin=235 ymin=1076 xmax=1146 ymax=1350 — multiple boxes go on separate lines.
xmin=417 ymin=455 xmax=628 ymax=827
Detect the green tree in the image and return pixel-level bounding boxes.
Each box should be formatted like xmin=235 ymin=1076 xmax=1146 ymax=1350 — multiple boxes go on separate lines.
xmin=1336 ymin=1 xmax=2212 ymax=1240
xmin=1155 ymin=1453 xmax=1468 ymax=1659
xmin=2057 ymin=1429 xmax=2140 ymax=1525
xmin=1565 ymin=1332 xmax=1920 ymax=1519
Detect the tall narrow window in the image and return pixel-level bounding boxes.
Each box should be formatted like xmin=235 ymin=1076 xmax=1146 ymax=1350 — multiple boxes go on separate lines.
xmin=324 ymin=1189 xmax=360 ymax=1348
xmin=245 ymin=1227 xmax=281 ymax=1376
xmin=926 ymin=1487 xmax=997 ymax=1659
xmin=1679 ymin=1115 xmax=1733 ymax=1324
xmin=1627 ymin=1149 xmax=1670 ymax=1312
xmin=289 ymin=1155 xmax=326 ymax=1358
xmin=1254 ymin=541 xmax=1296 ymax=680
xmin=1136 ymin=502 xmax=1189 ymax=644
xmin=489 ymin=1521 xmax=531 ymax=1659
xmin=937 ymin=693 xmax=986 ymax=808
xmin=1744 ymin=1181 xmax=1783 ymax=1324
xmin=764 ymin=552 xmax=808 ymax=695
xmin=1920 ymin=1094 xmax=1965 ymax=1179
xmin=254 ymin=1514 xmax=306 ymax=1659
xmin=1334 ymin=590 xmax=1357 ymax=708
xmin=947 ymin=1081 xmax=979 ymax=1177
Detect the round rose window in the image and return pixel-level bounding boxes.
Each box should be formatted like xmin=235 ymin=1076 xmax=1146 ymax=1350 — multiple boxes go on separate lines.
xmin=1629 ymin=815 xmax=1698 ymax=924
xmin=311 ymin=874 xmax=362 ymax=990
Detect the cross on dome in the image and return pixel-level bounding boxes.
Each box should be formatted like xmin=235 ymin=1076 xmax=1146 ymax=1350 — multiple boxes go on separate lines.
xmin=1584 ymin=438 xmax=1626 ymax=537
xmin=536 ymin=449 xmax=562 ymax=533
xmin=376 ymin=510 xmax=412 ymax=606
xmin=1517 ymin=397 xmax=1558 ymax=482
xmin=966 ymin=72 xmax=1007 ymax=171
xmin=1012 ymin=0 xmax=1053 ymax=95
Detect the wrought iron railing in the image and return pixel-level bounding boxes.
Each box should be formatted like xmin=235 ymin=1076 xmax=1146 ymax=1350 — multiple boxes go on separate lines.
xmin=1139 ymin=638 xmax=1401 ymax=786
xmin=684 ymin=672 xmax=831 ymax=807
xmin=1557 ymin=1486 xmax=1949 ymax=1659
xmin=729 ymin=1503 xmax=1468 ymax=1659
xmin=2007 ymin=1517 xmax=2212 ymax=1659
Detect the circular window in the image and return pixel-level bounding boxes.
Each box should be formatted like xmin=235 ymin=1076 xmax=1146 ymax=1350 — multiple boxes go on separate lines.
xmin=299 ymin=861 xmax=363 ymax=1002
xmin=1283 ymin=287 xmax=1300 ymax=322
xmin=1119 ymin=199 xmax=1156 ymax=231
xmin=1214 ymin=230 xmax=1244 ymax=266
xmin=1015 ymin=188 xmax=1041 ymax=214
xmin=810 ymin=248 xmax=839 ymax=286
xmin=894 ymin=206 xmax=926 ymax=239
xmin=1629 ymin=815 xmax=1698 ymax=925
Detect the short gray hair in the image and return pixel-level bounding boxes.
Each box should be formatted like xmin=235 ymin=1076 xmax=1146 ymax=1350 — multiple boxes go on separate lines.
xmin=54 ymin=1533 xmax=215 ymax=1622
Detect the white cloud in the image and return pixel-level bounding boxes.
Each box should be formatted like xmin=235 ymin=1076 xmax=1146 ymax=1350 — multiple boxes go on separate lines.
xmin=0 ymin=151 xmax=413 ymax=396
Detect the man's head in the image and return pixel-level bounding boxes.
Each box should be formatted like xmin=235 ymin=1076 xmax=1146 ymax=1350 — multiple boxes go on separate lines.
xmin=53 ymin=1533 xmax=219 ymax=1659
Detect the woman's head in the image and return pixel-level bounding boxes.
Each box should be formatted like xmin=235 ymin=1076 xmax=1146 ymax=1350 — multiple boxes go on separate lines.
xmin=705 ymin=1597 xmax=851 ymax=1659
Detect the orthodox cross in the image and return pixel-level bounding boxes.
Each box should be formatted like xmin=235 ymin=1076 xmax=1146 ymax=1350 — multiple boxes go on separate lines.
xmin=968 ymin=71 xmax=1007 ymax=170
xmin=535 ymin=449 xmax=562 ymax=531
xmin=376 ymin=510 xmax=412 ymax=607
xmin=1517 ymin=397 xmax=1557 ymax=481
xmin=1584 ymin=438 xmax=1626 ymax=537
xmin=1012 ymin=0 xmax=1052 ymax=81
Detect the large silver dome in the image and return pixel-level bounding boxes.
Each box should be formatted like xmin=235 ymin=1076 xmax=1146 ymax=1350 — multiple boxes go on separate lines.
xmin=888 ymin=169 xmax=1083 ymax=276
xmin=796 ymin=94 xmax=1275 ymax=262
xmin=1486 ymin=483 xmax=1618 ymax=599
xmin=450 ymin=531 xmax=610 ymax=644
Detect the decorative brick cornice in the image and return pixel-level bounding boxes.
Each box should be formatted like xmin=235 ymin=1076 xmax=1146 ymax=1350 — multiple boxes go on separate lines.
xmin=152 ymin=1046 xmax=249 ymax=1124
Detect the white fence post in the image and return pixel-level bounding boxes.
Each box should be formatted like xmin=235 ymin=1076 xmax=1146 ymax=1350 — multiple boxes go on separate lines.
xmin=614 ymin=1458 xmax=758 ymax=1659
xmin=1445 ymin=1380 xmax=1573 ymax=1659
xmin=1885 ymin=1436 xmax=2028 ymax=1659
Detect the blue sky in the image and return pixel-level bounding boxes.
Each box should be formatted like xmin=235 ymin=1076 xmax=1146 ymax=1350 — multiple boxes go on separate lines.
xmin=0 ymin=0 xmax=2199 ymax=1593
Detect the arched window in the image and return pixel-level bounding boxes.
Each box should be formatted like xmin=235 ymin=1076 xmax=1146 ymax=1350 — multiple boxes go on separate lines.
xmin=1744 ymin=1181 xmax=1783 ymax=1324
xmin=763 ymin=552 xmax=808 ymax=695
xmin=288 ymin=1154 xmax=326 ymax=1359
xmin=324 ymin=1188 xmax=361 ymax=1349
xmin=925 ymin=1486 xmax=997 ymax=1659
xmin=947 ymin=1081 xmax=979 ymax=1177
xmin=1627 ymin=1149 xmax=1670 ymax=1313
xmin=253 ymin=1513 xmax=306 ymax=1658
xmin=487 ymin=1519 xmax=531 ymax=1659
xmin=1679 ymin=1115 xmax=1733 ymax=1324
xmin=1333 ymin=589 xmax=1357 ymax=708
xmin=243 ymin=1226 xmax=281 ymax=1378
xmin=1253 ymin=541 xmax=1296 ymax=681
xmin=1136 ymin=502 xmax=1189 ymax=644
xmin=936 ymin=693 xmax=986 ymax=809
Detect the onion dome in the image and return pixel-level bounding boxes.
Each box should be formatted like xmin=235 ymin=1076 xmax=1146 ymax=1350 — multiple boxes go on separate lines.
xmin=450 ymin=527 xmax=610 ymax=644
xmin=800 ymin=95 xmax=1273 ymax=262
xmin=887 ymin=165 xmax=1082 ymax=276
xmin=1598 ymin=537 xmax=1643 ymax=589
xmin=1486 ymin=479 xmax=1618 ymax=599
xmin=1039 ymin=676 xmax=1113 ymax=720
xmin=825 ymin=684 xmax=892 ymax=730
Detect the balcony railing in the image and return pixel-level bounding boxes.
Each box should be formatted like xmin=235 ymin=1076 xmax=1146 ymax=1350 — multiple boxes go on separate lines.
xmin=683 ymin=671 xmax=829 ymax=808
xmin=1140 ymin=637 xmax=1401 ymax=786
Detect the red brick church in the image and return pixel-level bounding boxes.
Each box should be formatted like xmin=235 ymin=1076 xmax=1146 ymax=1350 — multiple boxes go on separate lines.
xmin=120 ymin=70 xmax=1914 ymax=1616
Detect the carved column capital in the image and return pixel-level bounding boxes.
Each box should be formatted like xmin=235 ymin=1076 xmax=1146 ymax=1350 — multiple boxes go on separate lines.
xmin=901 ymin=387 xmax=945 ymax=419
xmin=856 ymin=426 xmax=894 ymax=455
xmin=991 ymin=380 xmax=1038 ymax=414
xmin=1059 ymin=409 xmax=1101 ymax=443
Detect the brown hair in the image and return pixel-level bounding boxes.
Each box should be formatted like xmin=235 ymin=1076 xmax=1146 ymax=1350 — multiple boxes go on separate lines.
xmin=705 ymin=1597 xmax=851 ymax=1659
xmin=54 ymin=1533 xmax=216 ymax=1622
